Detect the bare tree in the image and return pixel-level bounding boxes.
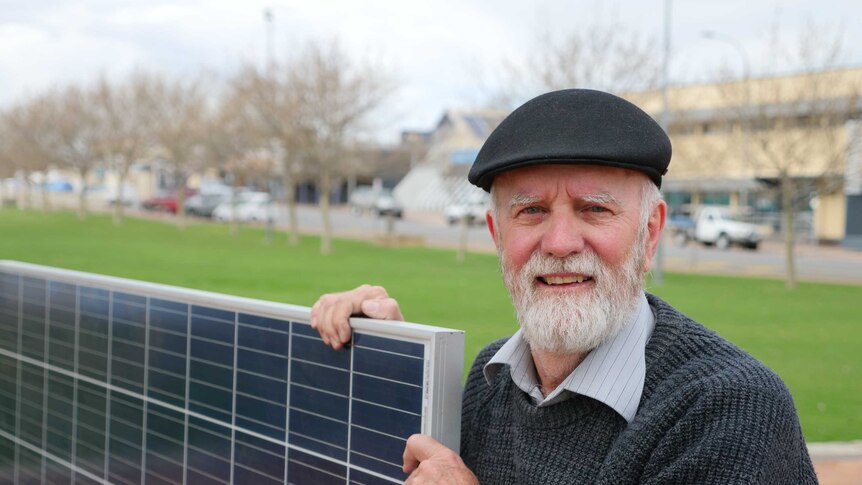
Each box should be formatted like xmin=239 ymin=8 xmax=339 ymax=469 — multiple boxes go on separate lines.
xmin=289 ymin=40 xmax=394 ymax=254
xmin=33 ymin=86 xmax=101 ymax=219
xmin=1 ymin=93 xmax=64 ymax=211
xmin=740 ymin=21 xmax=860 ymax=288
xmin=223 ymin=64 xmax=301 ymax=245
xmin=228 ymin=64 xmax=304 ymax=245
xmin=204 ymin=76 xmax=263 ymax=237
xmin=91 ymin=72 xmax=161 ymax=225
xmin=150 ymin=76 xmax=209 ymax=228
xmin=486 ymin=18 xmax=660 ymax=106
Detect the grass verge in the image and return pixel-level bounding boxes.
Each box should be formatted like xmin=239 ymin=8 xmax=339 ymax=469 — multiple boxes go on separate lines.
xmin=1 ymin=208 xmax=859 ymax=442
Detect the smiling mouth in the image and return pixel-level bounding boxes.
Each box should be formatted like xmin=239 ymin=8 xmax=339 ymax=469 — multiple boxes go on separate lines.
xmin=537 ymin=274 xmax=593 ymax=286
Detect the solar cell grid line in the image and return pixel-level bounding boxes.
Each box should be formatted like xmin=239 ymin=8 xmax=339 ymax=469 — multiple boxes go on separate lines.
xmin=0 ymin=260 xmax=464 ymax=485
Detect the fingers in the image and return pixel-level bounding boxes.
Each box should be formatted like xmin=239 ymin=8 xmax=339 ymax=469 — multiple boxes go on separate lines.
xmin=402 ymin=435 xmax=478 ymax=484
xmin=360 ymin=297 xmax=404 ymax=321
xmin=310 ymin=285 xmax=397 ymax=350
xmin=402 ymin=434 xmax=445 ymax=474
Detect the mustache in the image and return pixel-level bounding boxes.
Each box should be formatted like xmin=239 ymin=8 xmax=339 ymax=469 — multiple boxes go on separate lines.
xmin=518 ymin=251 xmax=606 ymax=280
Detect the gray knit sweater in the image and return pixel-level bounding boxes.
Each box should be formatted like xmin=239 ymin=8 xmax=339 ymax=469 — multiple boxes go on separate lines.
xmin=460 ymin=294 xmax=817 ymax=484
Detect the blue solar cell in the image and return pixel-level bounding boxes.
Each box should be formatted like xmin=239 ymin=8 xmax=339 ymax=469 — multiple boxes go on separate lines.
xmin=112 ymin=319 xmax=146 ymax=344
xmin=192 ymin=304 xmax=234 ymax=321
xmin=290 ymin=360 xmax=350 ymax=396
xmin=290 ymin=385 xmax=349 ymax=422
xmin=289 ymin=408 xmax=348 ymax=451
xmin=147 ymin=369 xmax=186 ymax=406
xmin=235 ymin=464 xmax=283 ymax=485
xmin=350 ymin=426 xmax=408 ymax=470
xmin=351 ymin=400 xmax=422 ymax=440
xmin=288 ymin=432 xmax=347 ymax=461
xmin=189 ymin=381 xmax=232 ymax=417
xmin=239 ymin=313 xmax=290 ymax=333
xmin=187 ymin=449 xmax=231 ymax=483
xmin=354 ymin=333 xmax=424 ymax=358
xmin=149 ymin=305 xmax=188 ymax=334
xmin=350 ymin=467 xmax=400 ymax=485
xmin=188 ymin=416 xmax=232 ymax=457
xmin=148 ymin=347 xmax=186 ymax=374
xmin=235 ymin=393 xmax=286 ymax=433
xmin=113 ymin=298 xmax=146 ymax=324
xmin=237 ymin=348 xmax=287 ymax=378
xmin=48 ymin=281 xmax=76 ymax=309
xmin=236 ymin=370 xmax=286 ymax=404
xmin=234 ymin=432 xmax=286 ymax=481
xmin=239 ymin=324 xmax=288 ymax=356
xmin=191 ymin=316 xmax=235 ymax=344
xmin=350 ymin=451 xmax=407 ymax=481
xmin=288 ymin=448 xmax=347 ymax=484
xmin=352 ymin=374 xmax=422 ymax=415
xmin=353 ymin=346 xmax=424 ymax=384
xmin=291 ymin=334 xmax=350 ymax=369
xmin=189 ymin=359 xmax=232 ymax=389
xmin=190 ymin=338 xmax=233 ymax=367
xmin=151 ymin=297 xmax=187 ymax=314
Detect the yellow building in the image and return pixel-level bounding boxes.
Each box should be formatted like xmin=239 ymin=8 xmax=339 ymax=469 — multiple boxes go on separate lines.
xmin=625 ymin=66 xmax=862 ymax=244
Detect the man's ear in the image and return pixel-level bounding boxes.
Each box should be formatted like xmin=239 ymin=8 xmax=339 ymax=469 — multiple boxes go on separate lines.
xmin=643 ymin=200 xmax=667 ymax=273
xmin=486 ymin=211 xmax=500 ymax=248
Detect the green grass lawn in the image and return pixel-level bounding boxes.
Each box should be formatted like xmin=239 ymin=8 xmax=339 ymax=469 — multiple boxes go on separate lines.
xmin=1 ymin=208 xmax=860 ymax=442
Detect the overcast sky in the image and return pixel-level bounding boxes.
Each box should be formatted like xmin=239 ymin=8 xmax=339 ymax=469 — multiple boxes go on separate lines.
xmin=2 ymin=0 xmax=860 ymax=142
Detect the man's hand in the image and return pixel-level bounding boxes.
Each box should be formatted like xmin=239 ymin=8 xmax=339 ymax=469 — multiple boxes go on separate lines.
xmin=310 ymin=284 xmax=403 ymax=350
xmin=403 ymin=435 xmax=478 ymax=484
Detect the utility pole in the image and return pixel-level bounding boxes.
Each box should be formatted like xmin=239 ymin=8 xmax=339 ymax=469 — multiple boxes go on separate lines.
xmin=655 ymin=0 xmax=672 ymax=285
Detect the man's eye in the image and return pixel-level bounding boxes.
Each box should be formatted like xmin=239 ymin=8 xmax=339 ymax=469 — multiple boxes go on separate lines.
xmin=586 ymin=206 xmax=609 ymax=213
xmin=522 ymin=206 xmax=543 ymax=215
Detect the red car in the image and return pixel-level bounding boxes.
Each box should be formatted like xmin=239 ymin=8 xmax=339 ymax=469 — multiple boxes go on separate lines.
xmin=142 ymin=189 xmax=197 ymax=213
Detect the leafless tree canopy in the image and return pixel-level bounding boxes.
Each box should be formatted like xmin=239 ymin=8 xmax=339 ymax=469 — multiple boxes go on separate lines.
xmin=488 ymin=18 xmax=660 ymax=107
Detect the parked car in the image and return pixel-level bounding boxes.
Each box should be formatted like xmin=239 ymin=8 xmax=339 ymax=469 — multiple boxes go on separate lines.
xmin=349 ymin=186 xmax=379 ymax=214
xmin=185 ymin=192 xmax=229 ymax=218
xmin=142 ymin=188 xmax=196 ymax=214
xmin=373 ymin=189 xmax=403 ymax=218
xmin=694 ymin=206 xmax=762 ymax=250
xmin=673 ymin=206 xmax=763 ymax=250
xmin=212 ymin=191 xmax=273 ymax=222
xmin=444 ymin=192 xmax=490 ymax=225
xmin=667 ymin=214 xmax=697 ymax=246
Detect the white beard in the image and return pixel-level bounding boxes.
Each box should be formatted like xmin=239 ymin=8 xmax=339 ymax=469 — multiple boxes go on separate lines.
xmin=500 ymin=233 xmax=646 ymax=354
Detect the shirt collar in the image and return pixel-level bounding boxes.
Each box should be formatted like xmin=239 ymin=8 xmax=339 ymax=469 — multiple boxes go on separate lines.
xmin=483 ymin=292 xmax=655 ymax=423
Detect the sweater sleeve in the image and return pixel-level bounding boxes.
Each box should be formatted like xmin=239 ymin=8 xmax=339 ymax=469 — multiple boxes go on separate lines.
xmin=460 ymin=338 xmax=507 ymax=466
xmin=642 ymin=379 xmax=817 ymax=484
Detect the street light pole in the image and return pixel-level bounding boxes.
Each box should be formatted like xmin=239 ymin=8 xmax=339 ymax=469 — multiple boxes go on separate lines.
xmin=264 ymin=8 xmax=276 ymax=243
xmin=655 ymin=0 xmax=673 ymax=285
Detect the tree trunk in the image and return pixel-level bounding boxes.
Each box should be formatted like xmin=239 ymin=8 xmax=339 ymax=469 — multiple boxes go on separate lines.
xmin=78 ymin=168 xmax=88 ymax=220
xmin=175 ymin=174 xmax=187 ymax=230
xmin=282 ymin=171 xmax=299 ymax=246
xmin=319 ymin=169 xmax=333 ymax=255
xmin=40 ymin=184 xmax=52 ymax=212
xmin=781 ymin=172 xmax=797 ymax=289
xmin=229 ymin=184 xmax=241 ymax=237
xmin=113 ymin=166 xmax=129 ymax=226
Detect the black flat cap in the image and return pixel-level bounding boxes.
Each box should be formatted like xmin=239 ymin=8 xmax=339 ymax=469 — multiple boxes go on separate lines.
xmin=468 ymin=89 xmax=671 ymax=191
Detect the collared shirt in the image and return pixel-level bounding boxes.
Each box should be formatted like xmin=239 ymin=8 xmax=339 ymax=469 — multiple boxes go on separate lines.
xmin=483 ymin=292 xmax=655 ymax=422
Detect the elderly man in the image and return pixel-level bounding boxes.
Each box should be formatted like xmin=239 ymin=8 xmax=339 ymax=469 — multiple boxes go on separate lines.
xmin=311 ymin=89 xmax=816 ymax=484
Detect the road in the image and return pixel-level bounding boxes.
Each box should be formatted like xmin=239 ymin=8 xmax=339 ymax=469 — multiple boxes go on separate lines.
xmin=274 ymin=205 xmax=862 ymax=285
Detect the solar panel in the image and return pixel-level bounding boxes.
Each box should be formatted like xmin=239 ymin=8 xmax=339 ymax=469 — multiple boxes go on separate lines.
xmin=0 ymin=260 xmax=464 ymax=485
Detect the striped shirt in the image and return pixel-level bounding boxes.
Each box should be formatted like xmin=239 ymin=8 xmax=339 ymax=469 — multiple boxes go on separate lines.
xmin=483 ymin=292 xmax=655 ymax=422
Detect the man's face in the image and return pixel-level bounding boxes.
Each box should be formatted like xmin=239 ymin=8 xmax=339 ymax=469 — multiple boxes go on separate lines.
xmin=487 ymin=164 xmax=665 ymax=354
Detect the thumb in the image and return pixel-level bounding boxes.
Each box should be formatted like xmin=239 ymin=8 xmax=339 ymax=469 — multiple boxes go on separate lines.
xmin=360 ymin=298 xmax=403 ymax=321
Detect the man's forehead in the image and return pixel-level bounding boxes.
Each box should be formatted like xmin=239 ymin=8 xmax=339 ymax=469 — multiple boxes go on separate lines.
xmin=494 ymin=164 xmax=643 ymax=195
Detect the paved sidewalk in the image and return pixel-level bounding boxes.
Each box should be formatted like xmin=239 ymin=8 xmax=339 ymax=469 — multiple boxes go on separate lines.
xmin=810 ymin=441 xmax=862 ymax=484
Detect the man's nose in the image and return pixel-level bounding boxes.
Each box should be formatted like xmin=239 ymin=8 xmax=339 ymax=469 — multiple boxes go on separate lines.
xmin=540 ymin=212 xmax=586 ymax=258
